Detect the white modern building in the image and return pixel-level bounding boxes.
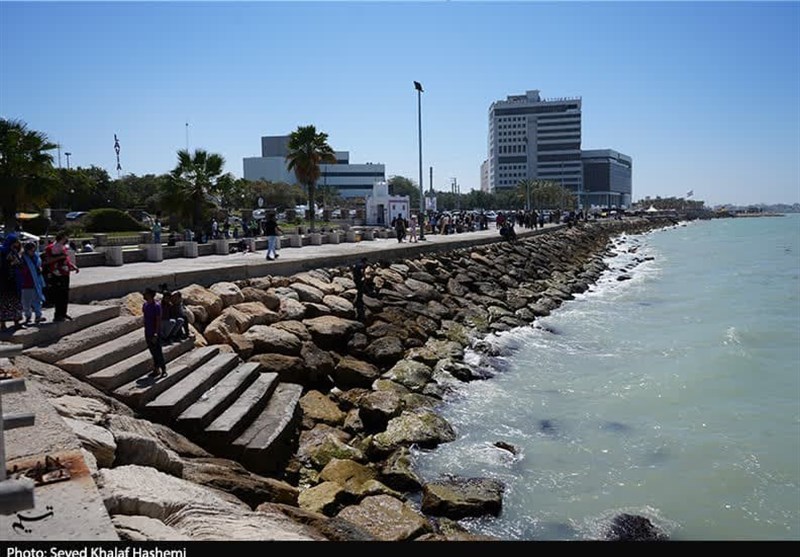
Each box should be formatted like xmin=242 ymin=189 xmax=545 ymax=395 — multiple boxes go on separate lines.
xmin=480 ymin=159 xmax=489 ymax=192
xmin=243 ymin=135 xmax=385 ymax=199
xmin=487 ymin=89 xmax=583 ymax=198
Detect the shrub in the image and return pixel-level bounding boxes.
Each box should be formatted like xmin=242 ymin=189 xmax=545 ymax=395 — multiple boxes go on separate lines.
xmin=85 ymin=208 xmax=147 ymax=233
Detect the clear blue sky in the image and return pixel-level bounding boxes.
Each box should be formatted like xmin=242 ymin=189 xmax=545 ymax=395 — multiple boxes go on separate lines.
xmin=2 ymin=1 xmax=799 ymax=206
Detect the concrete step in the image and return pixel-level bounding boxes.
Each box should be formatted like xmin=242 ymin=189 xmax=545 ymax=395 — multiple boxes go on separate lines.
xmin=57 ymin=328 xmax=147 ymax=378
xmin=25 ymin=315 xmax=143 ymax=364
xmin=0 ymin=304 xmax=120 ymax=348
xmin=85 ymin=336 xmax=195 ymax=392
xmin=144 ymin=352 xmax=240 ymax=422
xmin=114 ymin=346 xmax=220 ymax=409
xmin=203 ymin=373 xmax=279 ymax=450
xmin=176 ymin=362 xmax=263 ymax=433
xmin=235 ymin=382 xmax=304 ymax=476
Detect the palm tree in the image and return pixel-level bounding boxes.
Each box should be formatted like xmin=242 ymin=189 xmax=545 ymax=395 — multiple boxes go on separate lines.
xmin=162 ymin=149 xmax=232 ymax=231
xmin=0 ymin=118 xmax=58 ymax=231
xmin=285 ymin=125 xmax=336 ymax=232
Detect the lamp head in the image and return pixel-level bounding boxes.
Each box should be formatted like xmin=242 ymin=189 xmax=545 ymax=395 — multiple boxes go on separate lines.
xmin=413 ymin=81 xmax=423 ymax=92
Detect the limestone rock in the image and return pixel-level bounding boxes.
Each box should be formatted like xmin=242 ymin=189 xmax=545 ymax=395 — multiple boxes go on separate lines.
xmin=297 ymin=481 xmax=351 ymax=516
xmin=336 ymin=494 xmax=432 ymax=541
xmin=300 ymin=390 xmax=346 ymax=426
xmin=113 ymin=431 xmax=184 ymax=477
xmin=381 ymin=360 xmax=433 ymax=392
xmin=333 ymin=356 xmax=380 ymax=389
xmin=279 ymin=297 xmax=306 ymax=321
xmin=364 ymin=336 xmax=404 ymax=366
xmin=209 ymin=281 xmax=245 ymax=308
xmin=181 ymin=285 xmax=224 ymax=320
xmin=244 ymin=325 xmax=302 ymax=356
xmin=421 ymin=476 xmax=505 ymax=519
xmin=372 ymin=409 xmax=456 ymax=454
xmin=112 ymin=515 xmax=191 ymax=541
xmin=303 ymin=316 xmax=363 ymax=351
xmin=62 ymin=417 xmax=116 ymax=468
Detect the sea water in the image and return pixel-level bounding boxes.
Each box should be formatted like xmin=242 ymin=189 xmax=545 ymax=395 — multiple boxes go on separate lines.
xmin=412 ymin=214 xmax=800 ymax=541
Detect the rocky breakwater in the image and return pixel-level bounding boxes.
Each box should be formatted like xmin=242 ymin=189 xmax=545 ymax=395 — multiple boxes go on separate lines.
xmin=16 ymin=217 xmax=671 ymax=541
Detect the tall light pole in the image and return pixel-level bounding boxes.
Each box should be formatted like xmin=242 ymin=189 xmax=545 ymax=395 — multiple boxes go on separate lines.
xmin=414 ymin=80 xmax=425 ymax=240
xmin=65 ymin=152 xmax=72 ymax=170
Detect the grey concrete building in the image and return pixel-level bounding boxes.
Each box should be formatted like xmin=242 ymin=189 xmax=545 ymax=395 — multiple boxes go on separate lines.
xmin=243 ymin=134 xmax=385 ymax=199
xmin=581 ymin=149 xmax=632 ymax=209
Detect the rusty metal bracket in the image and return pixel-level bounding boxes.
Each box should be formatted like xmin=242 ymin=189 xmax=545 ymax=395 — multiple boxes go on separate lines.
xmin=7 ymin=454 xmax=71 ymax=487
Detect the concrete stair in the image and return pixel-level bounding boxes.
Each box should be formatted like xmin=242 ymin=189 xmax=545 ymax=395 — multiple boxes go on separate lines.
xmin=1 ymin=304 xmax=120 ymax=348
xmin=235 ymin=383 xmax=304 ymax=475
xmin=113 ymin=346 xmax=220 ymax=408
xmin=19 ymin=304 xmax=305 ymax=480
xmin=25 ymin=315 xmax=142 ymax=364
xmin=144 ymin=352 xmax=240 ymax=422
xmin=176 ymin=363 xmax=263 ymax=433
xmin=203 ymin=373 xmax=279 ymax=450
xmin=86 ymin=336 xmax=195 ymax=391
xmin=57 ymin=328 xmax=147 ymax=377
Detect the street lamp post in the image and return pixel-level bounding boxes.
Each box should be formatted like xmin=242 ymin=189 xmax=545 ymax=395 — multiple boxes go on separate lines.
xmin=65 ymin=152 xmax=72 ymax=170
xmin=414 ymin=80 xmax=425 ymax=240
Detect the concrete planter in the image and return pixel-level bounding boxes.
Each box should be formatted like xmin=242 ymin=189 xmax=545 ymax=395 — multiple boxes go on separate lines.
xmin=378 ymin=229 xmax=390 ymax=239
xmin=345 ymin=231 xmax=357 ymax=243
xmin=178 ymin=241 xmax=198 ymax=258
xmin=310 ymin=233 xmax=323 ymax=246
xmin=289 ymin=234 xmax=303 ymax=248
xmin=328 ymin=232 xmax=340 ymax=244
xmin=144 ymin=243 xmax=163 ymax=262
xmin=362 ymin=229 xmax=375 ymax=241
xmin=103 ymin=246 xmax=124 ymax=267
xmin=213 ymin=238 xmax=229 ymax=255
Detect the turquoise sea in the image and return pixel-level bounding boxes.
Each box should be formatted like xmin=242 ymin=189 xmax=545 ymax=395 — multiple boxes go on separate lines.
xmin=412 ymin=214 xmax=800 ymax=541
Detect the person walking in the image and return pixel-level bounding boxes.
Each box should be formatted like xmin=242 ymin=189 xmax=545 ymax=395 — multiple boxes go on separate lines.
xmin=0 ymin=234 xmax=24 ymax=332
xmin=409 ymin=215 xmax=418 ymax=243
xmin=19 ymin=241 xmax=46 ymax=325
xmin=263 ymin=212 xmax=282 ymax=261
xmin=352 ymin=256 xmax=368 ymax=322
xmin=152 ymin=219 xmax=162 ymax=244
xmin=394 ymin=213 xmax=407 ymax=243
xmin=142 ymin=287 xmax=167 ymax=379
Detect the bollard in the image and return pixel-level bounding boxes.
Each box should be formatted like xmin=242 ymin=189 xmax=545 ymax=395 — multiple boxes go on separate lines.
xmin=213 ymin=238 xmax=229 ymax=255
xmin=362 ymin=229 xmax=375 ymax=241
xmin=346 ymin=230 xmax=357 ymax=243
xmin=144 ymin=243 xmax=163 ymax=262
xmin=103 ymin=246 xmax=124 ymax=267
xmin=310 ymin=233 xmax=323 ymax=246
xmin=289 ymin=234 xmax=302 ymax=248
xmin=177 ymin=241 xmax=198 ymax=258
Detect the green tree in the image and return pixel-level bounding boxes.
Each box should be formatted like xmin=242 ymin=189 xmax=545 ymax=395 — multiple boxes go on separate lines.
xmin=285 ymin=125 xmax=336 ymax=232
xmin=387 ymin=175 xmax=420 ymax=207
xmin=0 ymin=118 xmax=58 ymax=230
xmin=162 ymin=149 xmax=232 ymax=230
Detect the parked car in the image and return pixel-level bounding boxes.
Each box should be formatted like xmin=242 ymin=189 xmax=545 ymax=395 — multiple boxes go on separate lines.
xmin=65 ymin=211 xmax=88 ymax=221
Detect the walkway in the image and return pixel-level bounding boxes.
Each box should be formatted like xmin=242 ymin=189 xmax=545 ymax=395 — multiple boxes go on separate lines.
xmin=69 ymin=224 xmax=564 ymax=304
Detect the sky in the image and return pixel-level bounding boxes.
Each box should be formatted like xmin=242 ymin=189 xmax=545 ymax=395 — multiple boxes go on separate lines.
xmin=1 ymin=1 xmax=799 ymax=207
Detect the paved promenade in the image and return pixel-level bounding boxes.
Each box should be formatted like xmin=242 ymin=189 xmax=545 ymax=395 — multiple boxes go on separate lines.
xmin=69 ymin=224 xmax=564 ymax=304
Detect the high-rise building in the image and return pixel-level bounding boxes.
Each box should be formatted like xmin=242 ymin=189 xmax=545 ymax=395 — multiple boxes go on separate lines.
xmin=243 ymin=134 xmax=385 ymax=199
xmin=487 ymin=89 xmax=582 ymax=199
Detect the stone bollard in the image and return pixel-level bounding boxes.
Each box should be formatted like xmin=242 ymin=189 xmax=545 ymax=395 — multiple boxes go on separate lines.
xmin=328 ymin=231 xmax=340 ymax=245
xmin=289 ymin=234 xmax=302 ymax=248
xmin=213 ymin=238 xmax=229 ymax=255
xmin=93 ymin=233 xmax=108 ymax=247
xmin=103 ymin=246 xmax=124 ymax=267
xmin=144 ymin=243 xmax=163 ymax=262
xmin=362 ymin=229 xmax=375 ymax=241
xmin=346 ymin=230 xmax=357 ymax=243
xmin=178 ymin=241 xmax=198 ymax=258
xmin=378 ymin=229 xmax=389 ymax=239
xmin=310 ymin=233 xmax=323 ymax=246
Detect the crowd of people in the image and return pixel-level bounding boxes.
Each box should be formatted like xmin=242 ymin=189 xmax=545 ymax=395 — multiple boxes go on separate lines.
xmin=1 ymin=230 xmax=81 ymax=332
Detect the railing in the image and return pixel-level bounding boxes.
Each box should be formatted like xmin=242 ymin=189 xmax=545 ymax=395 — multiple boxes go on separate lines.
xmin=0 ymin=346 xmax=36 ymax=515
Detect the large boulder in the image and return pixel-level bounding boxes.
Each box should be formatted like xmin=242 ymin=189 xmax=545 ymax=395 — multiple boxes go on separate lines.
xmin=113 ymin=431 xmax=183 ymax=477
xmin=290 ymin=283 xmax=326 ymax=304
xmin=62 ymin=417 xmax=116 ymax=468
xmin=322 ymin=295 xmax=356 ymax=319
xmin=372 ymin=409 xmax=456 ymax=454
xmin=209 ymin=282 xmax=245 ymax=308
xmin=181 ymin=284 xmax=224 ymax=320
xmin=363 ymin=336 xmax=405 ymax=367
xmin=336 ymin=495 xmax=432 ymax=541
xmin=303 ymin=316 xmax=363 ymax=351
xmin=381 ymin=360 xmax=433 ymax=393
xmin=240 ymin=287 xmax=281 ymax=311
xmin=420 ymin=476 xmax=505 ymax=519
xmin=332 ymin=356 xmax=380 ymax=389
xmin=112 ymin=515 xmax=191 ymax=541
xmin=300 ymin=390 xmax=346 ymax=427
xmin=244 ymin=325 xmax=303 ymax=356
xmin=279 ymin=297 xmax=306 ymax=321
